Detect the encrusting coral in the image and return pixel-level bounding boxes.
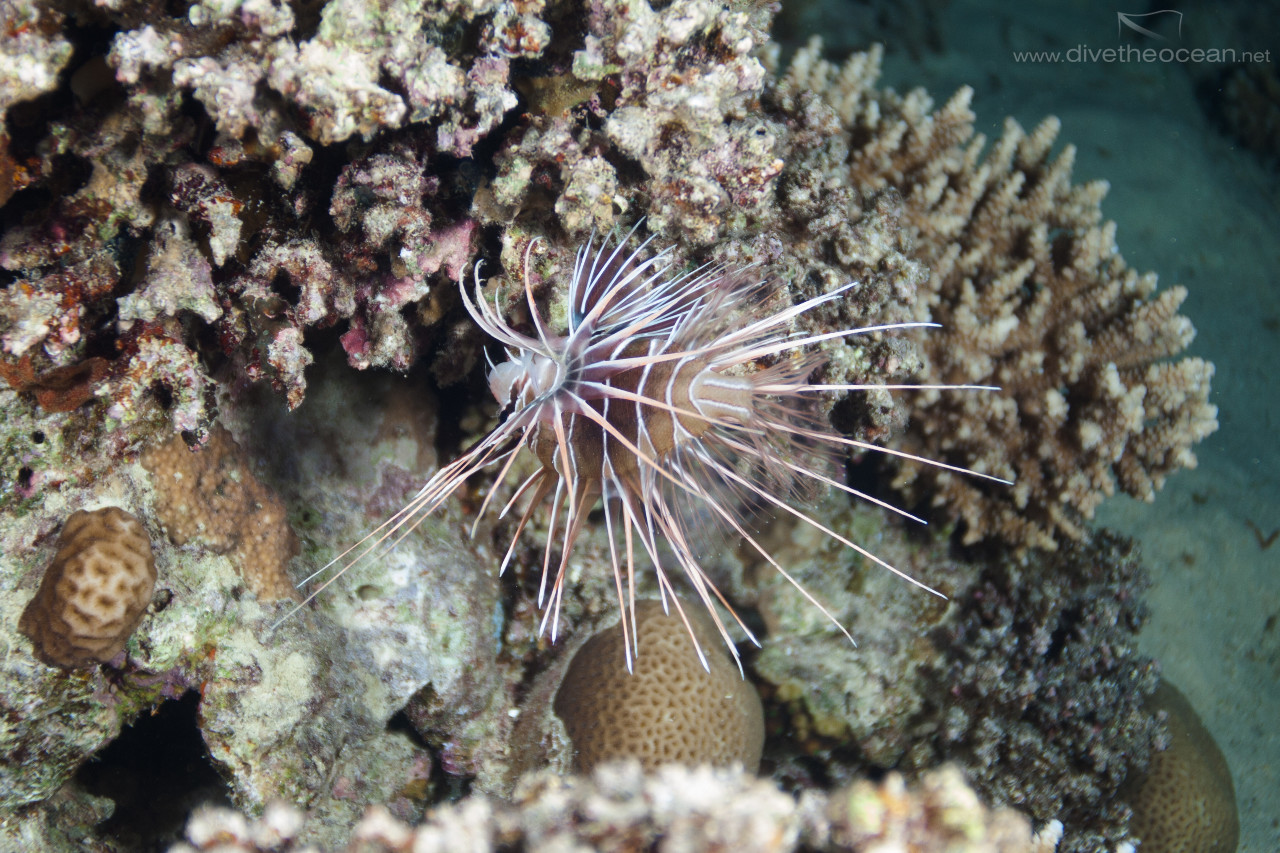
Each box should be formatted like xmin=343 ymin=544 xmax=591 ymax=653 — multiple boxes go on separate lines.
xmin=770 ymin=42 xmax=1217 ymax=550
xmin=553 ymin=598 xmax=765 ymax=772
xmin=141 ymin=425 xmax=298 ymax=601
xmin=18 ymin=506 xmax=156 ymax=668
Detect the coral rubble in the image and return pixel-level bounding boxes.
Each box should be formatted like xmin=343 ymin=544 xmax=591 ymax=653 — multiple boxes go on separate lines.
xmin=171 ymin=763 xmax=1050 ymax=853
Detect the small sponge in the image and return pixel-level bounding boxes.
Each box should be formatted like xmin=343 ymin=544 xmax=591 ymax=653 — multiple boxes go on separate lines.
xmin=1127 ymin=681 xmax=1239 ymax=853
xmin=19 ymin=507 xmax=157 ymax=668
xmin=553 ymin=599 xmax=765 ymax=772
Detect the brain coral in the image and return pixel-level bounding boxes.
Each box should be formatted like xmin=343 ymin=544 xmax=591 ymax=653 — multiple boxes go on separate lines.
xmin=1126 ymin=681 xmax=1239 ymax=853
xmin=553 ymin=599 xmax=764 ymax=772
xmin=19 ymin=506 xmax=156 ymax=668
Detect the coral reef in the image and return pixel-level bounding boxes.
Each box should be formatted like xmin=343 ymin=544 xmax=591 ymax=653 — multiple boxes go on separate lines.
xmin=0 ymin=365 xmax=506 ymax=848
xmin=171 ymin=763 xmax=1052 ymax=853
xmin=902 ymin=532 xmax=1162 ymax=853
xmin=554 ymin=598 xmax=764 ymax=772
xmin=751 ymin=497 xmax=1160 ymax=852
xmin=770 ymin=42 xmax=1217 ymax=550
xmin=2 ymin=0 xmax=931 ymax=460
xmin=18 ymin=506 xmax=156 ymax=668
xmin=1124 ymin=681 xmax=1239 ymax=853
xmin=0 ymin=2 xmax=1213 ymax=551
xmin=141 ymin=425 xmax=299 ymax=602
xmin=0 ymin=0 xmax=1219 ymax=848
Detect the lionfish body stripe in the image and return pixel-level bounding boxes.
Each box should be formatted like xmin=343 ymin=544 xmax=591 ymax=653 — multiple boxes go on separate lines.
xmin=285 ymin=228 xmax=1007 ymax=672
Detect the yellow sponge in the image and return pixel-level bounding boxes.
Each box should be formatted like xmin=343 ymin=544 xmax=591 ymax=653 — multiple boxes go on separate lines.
xmin=19 ymin=507 xmax=157 ymax=668
xmin=553 ymin=599 xmax=764 ymax=772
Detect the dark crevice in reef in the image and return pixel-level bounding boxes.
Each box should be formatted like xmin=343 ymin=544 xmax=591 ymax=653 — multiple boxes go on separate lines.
xmin=75 ymin=689 xmax=232 ymax=852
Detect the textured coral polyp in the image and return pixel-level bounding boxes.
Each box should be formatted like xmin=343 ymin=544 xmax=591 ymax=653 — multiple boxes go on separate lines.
xmin=554 ymin=599 xmax=764 ymax=772
xmin=1126 ymin=681 xmax=1239 ymax=853
xmin=19 ymin=506 xmax=156 ymax=668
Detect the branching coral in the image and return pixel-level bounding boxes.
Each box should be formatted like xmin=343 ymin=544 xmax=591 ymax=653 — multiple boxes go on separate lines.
xmin=770 ymin=42 xmax=1217 ymax=550
xmin=903 ymin=531 xmax=1161 ymax=853
xmin=749 ymin=497 xmax=1161 ymax=851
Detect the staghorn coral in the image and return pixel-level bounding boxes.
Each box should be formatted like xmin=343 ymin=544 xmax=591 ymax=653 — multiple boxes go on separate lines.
xmin=554 ymin=598 xmax=765 ymax=772
xmin=171 ymin=763 xmax=1051 ymax=853
xmin=141 ymin=425 xmax=299 ymax=601
xmin=18 ymin=506 xmax=156 ymax=668
xmin=770 ymin=42 xmax=1217 ymax=550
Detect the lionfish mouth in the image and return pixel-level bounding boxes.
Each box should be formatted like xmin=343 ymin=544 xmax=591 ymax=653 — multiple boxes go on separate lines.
xmin=284 ymin=224 xmax=1007 ymax=672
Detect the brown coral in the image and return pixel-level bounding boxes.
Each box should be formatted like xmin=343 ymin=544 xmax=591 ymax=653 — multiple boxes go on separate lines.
xmin=19 ymin=506 xmax=156 ymax=668
xmin=553 ymin=599 xmax=764 ymax=772
xmin=1126 ymin=681 xmax=1240 ymax=853
xmin=771 ymin=42 xmax=1217 ymax=549
xmin=141 ymin=425 xmax=298 ymax=601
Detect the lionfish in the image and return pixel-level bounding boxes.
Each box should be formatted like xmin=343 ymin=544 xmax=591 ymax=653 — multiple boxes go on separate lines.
xmin=288 ymin=226 xmax=1004 ymax=671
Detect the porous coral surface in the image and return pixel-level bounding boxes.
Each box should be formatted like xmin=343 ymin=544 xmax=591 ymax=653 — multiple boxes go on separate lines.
xmin=170 ymin=763 xmax=1051 ymax=853
xmin=1125 ymin=681 xmax=1240 ymax=853
xmin=769 ymin=42 xmax=1217 ymax=551
xmin=554 ymin=598 xmax=765 ymax=772
xmin=18 ymin=505 xmax=156 ymax=668
xmin=141 ymin=425 xmax=299 ymax=602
